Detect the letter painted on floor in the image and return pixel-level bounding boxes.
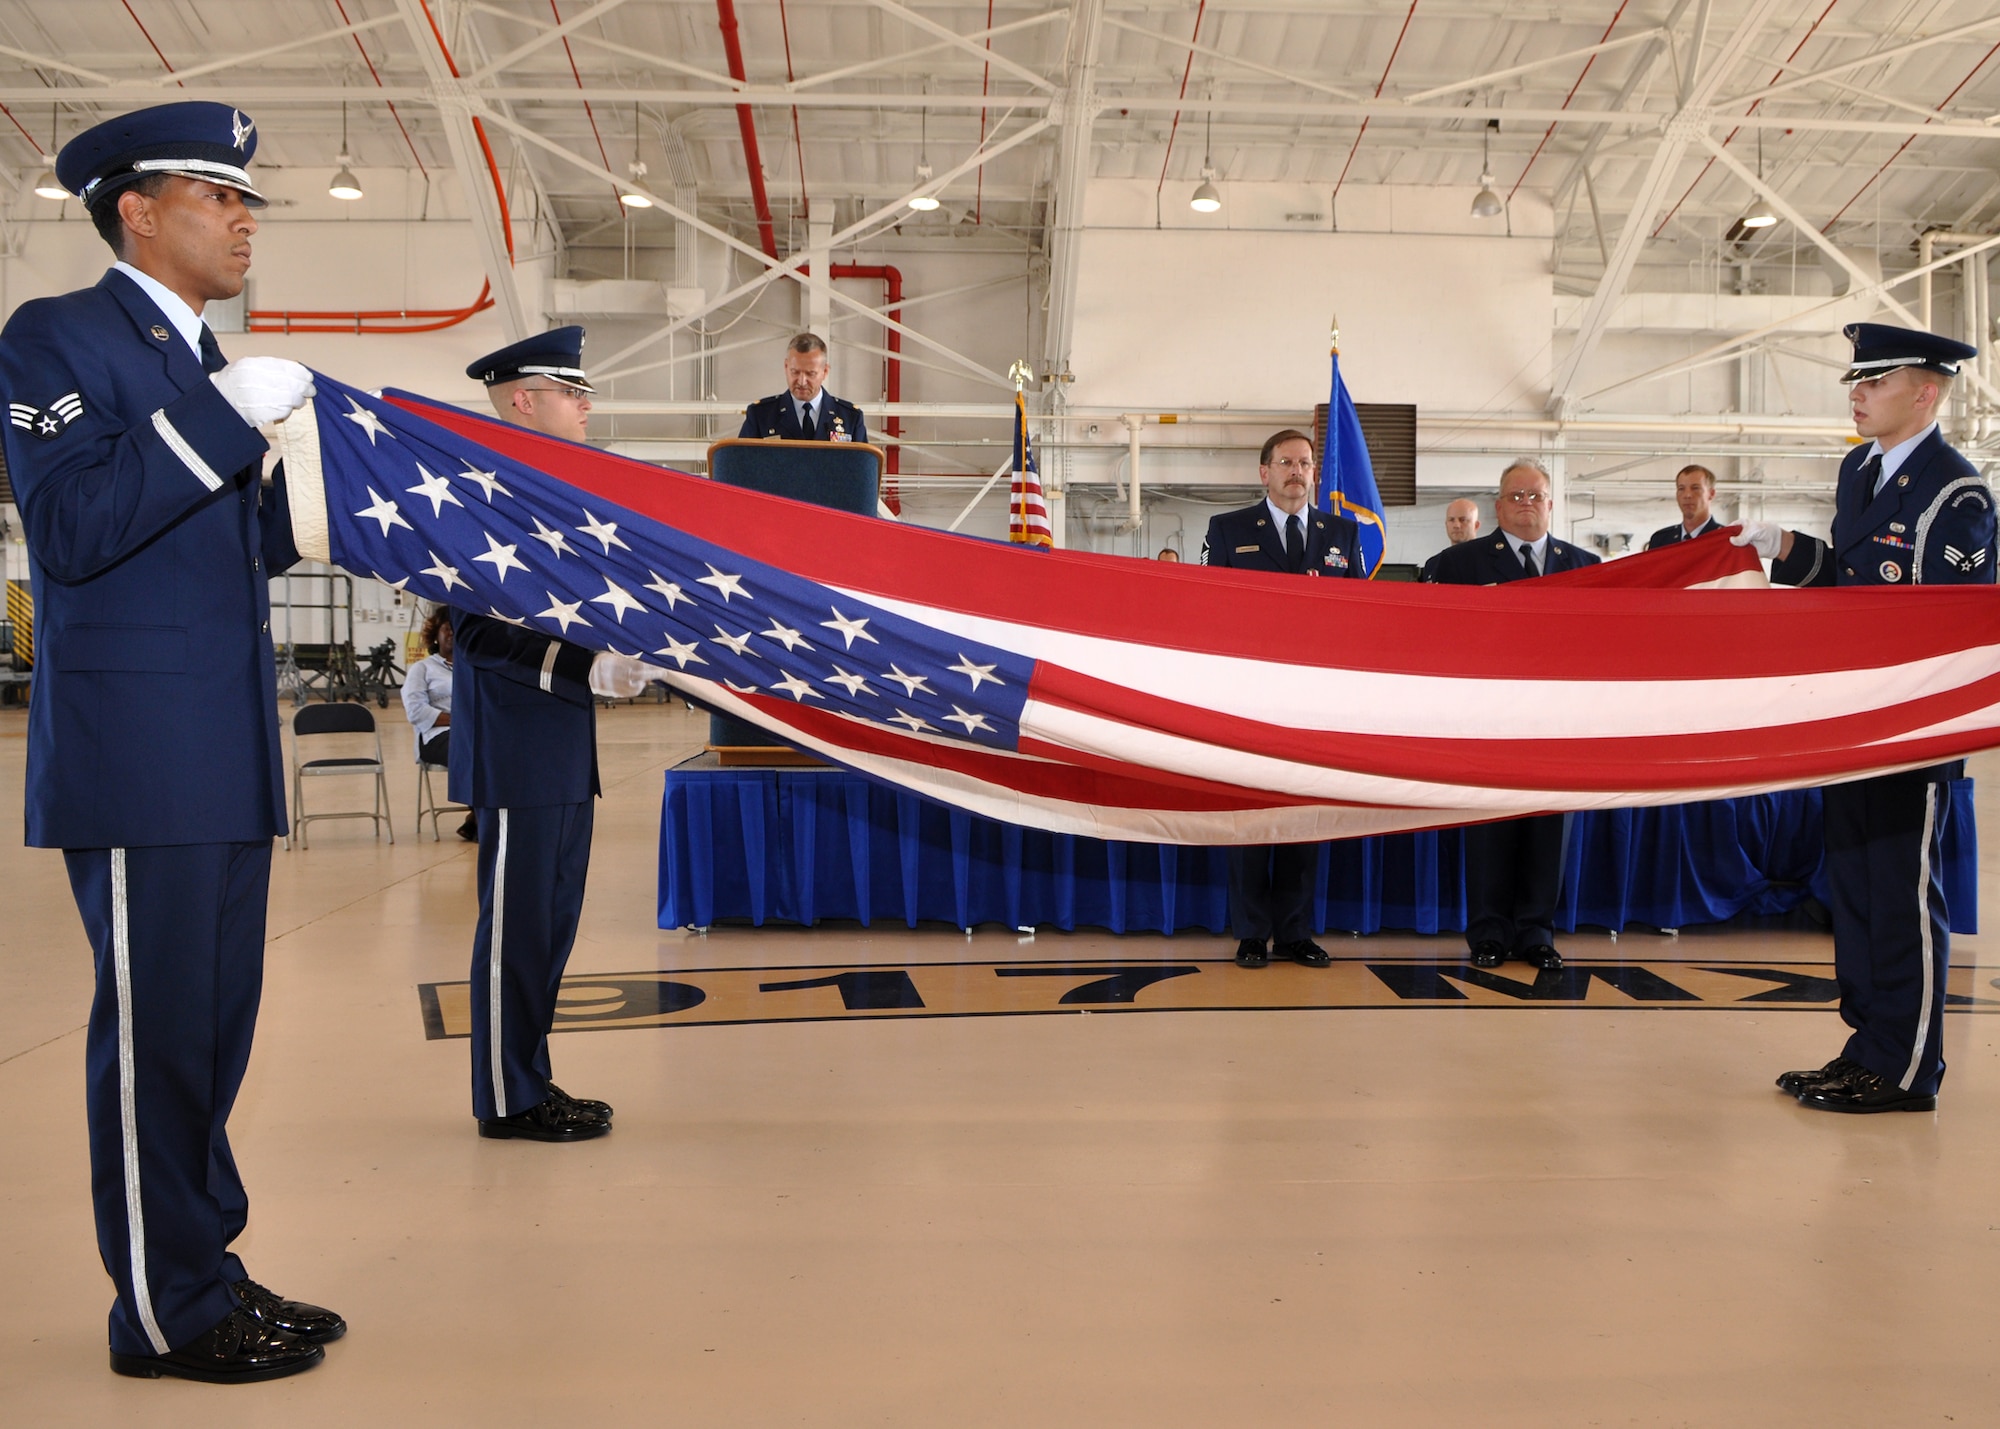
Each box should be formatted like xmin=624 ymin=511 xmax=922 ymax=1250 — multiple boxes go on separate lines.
xmin=415 ymin=957 xmax=2000 ymax=1038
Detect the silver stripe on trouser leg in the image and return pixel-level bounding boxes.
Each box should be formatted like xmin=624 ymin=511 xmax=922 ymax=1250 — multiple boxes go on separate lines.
xmin=490 ymin=809 xmax=509 ymax=1117
xmin=112 ymin=848 xmax=170 ymax=1354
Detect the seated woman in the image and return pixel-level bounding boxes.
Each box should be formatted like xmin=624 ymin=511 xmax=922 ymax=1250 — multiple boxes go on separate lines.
xmin=401 ymin=608 xmax=475 ymax=841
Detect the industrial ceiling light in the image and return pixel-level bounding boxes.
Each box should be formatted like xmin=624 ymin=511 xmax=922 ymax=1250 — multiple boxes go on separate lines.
xmin=621 ymin=105 xmax=652 ymax=207
xmin=909 ymin=102 xmax=940 ymax=210
xmin=1189 ymin=87 xmax=1222 ymax=213
xmin=328 ymin=103 xmax=363 ymax=200
xmin=620 ymin=161 xmax=653 ymax=208
xmin=1471 ymin=119 xmax=1503 ymax=218
xmin=33 ymin=105 xmax=64 ymax=199
xmin=1737 ymin=130 xmax=1777 ymax=230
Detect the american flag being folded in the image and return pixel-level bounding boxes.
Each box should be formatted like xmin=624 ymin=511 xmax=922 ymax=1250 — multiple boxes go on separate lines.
xmin=276 ymin=373 xmax=2000 ymax=845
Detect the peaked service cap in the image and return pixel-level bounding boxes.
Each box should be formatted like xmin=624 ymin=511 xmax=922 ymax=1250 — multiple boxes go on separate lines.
xmin=466 ymin=326 xmax=595 ymax=393
xmin=1840 ymin=322 xmax=1977 ymax=384
xmin=57 ymin=101 xmax=266 ymax=210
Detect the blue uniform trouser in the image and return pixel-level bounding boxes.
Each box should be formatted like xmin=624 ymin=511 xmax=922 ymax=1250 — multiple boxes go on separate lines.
xmin=1226 ymin=844 xmax=1316 ymax=943
xmin=1824 ymin=772 xmax=1952 ymax=1096
xmin=1464 ymin=813 xmax=1567 ymax=954
xmin=63 ymin=843 xmax=270 ymax=1357
xmin=470 ymin=801 xmax=594 ymax=1119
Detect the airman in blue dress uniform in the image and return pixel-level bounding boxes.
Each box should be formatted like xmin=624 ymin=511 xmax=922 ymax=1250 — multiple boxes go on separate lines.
xmin=739 ymin=331 xmax=868 ymax=443
xmin=0 ymin=102 xmax=341 ymax=1384
xmin=452 ymin=327 xmax=651 ymax=1142
xmin=1735 ymin=323 xmax=1996 ymax=1113
xmin=1426 ymin=459 xmax=1600 ymax=973
xmin=1645 ymin=464 xmax=1724 ymax=549
xmin=1200 ymin=429 xmax=1362 ymax=970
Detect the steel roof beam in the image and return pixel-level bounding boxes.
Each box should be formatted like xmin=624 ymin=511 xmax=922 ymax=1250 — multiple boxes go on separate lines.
xmin=856 ymin=0 xmax=1056 ymax=92
xmin=479 ymin=102 xmax=1047 ymax=387
xmin=391 ymin=0 xmax=529 ymax=340
xmin=465 ymin=0 xmax=636 ymax=85
xmin=1101 ymin=14 xmax=1365 ymax=103
xmin=1550 ymin=0 xmax=1787 ymax=416
xmin=1042 ymin=0 xmax=1106 ymax=385
xmin=1402 ymin=27 xmax=1667 ymax=105
xmin=1720 ymin=11 xmax=2000 ymax=111
xmin=784 ymin=11 xmax=1066 ymax=93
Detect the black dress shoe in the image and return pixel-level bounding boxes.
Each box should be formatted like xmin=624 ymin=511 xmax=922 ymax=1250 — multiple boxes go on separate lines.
xmin=109 ymin=1306 xmax=323 ymax=1384
xmin=1275 ymin=939 xmax=1332 ymax=968
xmin=1776 ymin=1056 xmax=1863 ymax=1096
xmin=456 ymin=815 xmax=478 ymax=842
xmin=1469 ymin=941 xmax=1506 ymax=969
xmin=1235 ymin=938 xmax=1270 ymax=968
xmin=1517 ymin=944 xmax=1564 ymax=971
xmin=547 ymin=1082 xmax=613 ymax=1120
xmin=478 ymin=1095 xmax=611 ymax=1141
xmin=1798 ymin=1065 xmax=1937 ymax=1114
xmin=234 ymin=1278 xmax=346 ymax=1344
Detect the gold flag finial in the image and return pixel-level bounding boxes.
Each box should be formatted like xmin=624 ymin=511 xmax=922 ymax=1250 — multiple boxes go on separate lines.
xmin=1329 ymin=314 xmax=1340 ymax=354
xmin=1008 ymin=359 xmax=1034 ymax=391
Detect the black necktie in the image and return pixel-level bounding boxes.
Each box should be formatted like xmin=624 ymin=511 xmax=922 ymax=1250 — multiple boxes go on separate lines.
xmin=1519 ymin=542 xmax=1539 ymax=578
xmin=198 ymin=324 xmax=226 ymax=374
xmin=1285 ymin=513 xmax=1304 ymax=572
xmin=1859 ymin=451 xmax=1885 ymax=498
xmin=800 ymin=400 xmax=815 ymax=435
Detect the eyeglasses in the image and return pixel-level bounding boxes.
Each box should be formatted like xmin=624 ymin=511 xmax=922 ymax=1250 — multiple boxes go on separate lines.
xmin=1265 ymin=458 xmax=1315 ymax=475
xmin=1501 ymin=490 xmax=1549 ymax=506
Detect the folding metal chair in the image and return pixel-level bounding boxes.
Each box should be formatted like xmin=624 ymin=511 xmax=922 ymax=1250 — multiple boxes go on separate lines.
xmin=415 ymin=731 xmax=469 ymax=841
xmin=287 ymin=701 xmax=394 ymax=849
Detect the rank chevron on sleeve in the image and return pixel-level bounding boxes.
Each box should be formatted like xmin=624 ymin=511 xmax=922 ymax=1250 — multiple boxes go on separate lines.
xmin=10 ymin=391 xmax=83 ymax=440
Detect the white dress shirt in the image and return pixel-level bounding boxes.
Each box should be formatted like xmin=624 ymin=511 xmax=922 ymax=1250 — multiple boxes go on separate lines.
xmin=1265 ymin=498 xmax=1309 ymax=553
xmin=1865 ymin=422 xmax=1938 ymax=495
xmin=112 ymin=261 xmax=205 ymax=359
xmin=1502 ymin=530 xmax=1550 ymax=573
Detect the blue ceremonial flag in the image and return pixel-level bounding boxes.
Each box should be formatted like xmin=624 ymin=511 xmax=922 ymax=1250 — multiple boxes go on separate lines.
xmin=1316 ymin=337 xmax=1385 ymax=577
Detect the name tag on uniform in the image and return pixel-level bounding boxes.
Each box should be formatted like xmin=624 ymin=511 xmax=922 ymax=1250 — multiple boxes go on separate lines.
xmin=1235 ymin=544 xmax=1259 ymax=554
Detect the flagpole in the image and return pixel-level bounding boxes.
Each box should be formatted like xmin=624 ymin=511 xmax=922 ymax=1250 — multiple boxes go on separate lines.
xmin=1009 ymin=359 xmax=1032 ymax=543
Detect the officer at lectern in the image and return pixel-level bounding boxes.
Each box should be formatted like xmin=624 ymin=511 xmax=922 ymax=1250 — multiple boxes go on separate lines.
xmin=740 ymin=331 xmax=868 ymax=443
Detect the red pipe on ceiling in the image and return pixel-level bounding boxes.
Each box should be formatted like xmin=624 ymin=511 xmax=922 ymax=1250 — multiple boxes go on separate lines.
xmin=831 ymin=264 xmax=902 ymax=483
xmin=716 ymin=0 xmax=780 ymax=260
xmin=246 ymin=3 xmax=508 ymax=335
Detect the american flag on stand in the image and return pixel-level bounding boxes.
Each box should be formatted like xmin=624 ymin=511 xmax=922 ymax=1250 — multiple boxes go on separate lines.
xmin=1006 ymin=379 xmax=1053 ymax=549
xmin=276 ymin=372 xmax=2000 ymax=846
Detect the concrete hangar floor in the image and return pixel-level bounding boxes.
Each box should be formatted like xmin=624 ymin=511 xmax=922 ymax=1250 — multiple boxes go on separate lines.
xmin=2 ymin=694 xmax=1997 ymax=1427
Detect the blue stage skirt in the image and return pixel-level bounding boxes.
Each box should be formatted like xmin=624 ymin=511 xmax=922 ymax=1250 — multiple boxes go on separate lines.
xmin=659 ymin=764 xmax=1976 ymax=937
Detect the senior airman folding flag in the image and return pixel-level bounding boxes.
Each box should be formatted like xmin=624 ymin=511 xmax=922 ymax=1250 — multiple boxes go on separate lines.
xmin=275 ymin=373 xmax=2000 ymax=846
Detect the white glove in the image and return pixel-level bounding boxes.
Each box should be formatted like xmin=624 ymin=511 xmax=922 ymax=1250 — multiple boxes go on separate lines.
xmin=210 ymin=357 xmax=315 ymax=427
xmin=1729 ymin=521 xmax=1786 ymax=560
xmin=589 ymin=651 xmax=655 ymax=699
